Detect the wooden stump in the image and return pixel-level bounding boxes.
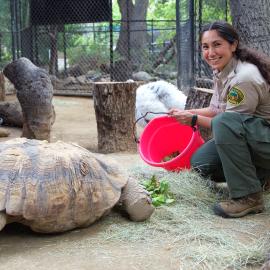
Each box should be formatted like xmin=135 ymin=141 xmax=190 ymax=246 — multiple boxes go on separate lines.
xmin=3 ymin=57 xmax=54 ymax=141
xmin=185 ymin=87 xmax=214 ymax=141
xmin=93 ymin=81 xmax=142 ymax=153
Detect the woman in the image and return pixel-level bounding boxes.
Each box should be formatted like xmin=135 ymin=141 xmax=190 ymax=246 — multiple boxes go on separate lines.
xmin=169 ymin=20 xmax=270 ymax=218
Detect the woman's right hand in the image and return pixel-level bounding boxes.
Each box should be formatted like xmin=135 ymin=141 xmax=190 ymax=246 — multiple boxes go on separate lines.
xmin=168 ymin=108 xmax=194 ymax=126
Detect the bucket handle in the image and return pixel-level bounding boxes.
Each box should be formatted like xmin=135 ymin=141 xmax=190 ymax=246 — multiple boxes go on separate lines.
xmin=133 ymin=111 xmax=168 ymax=143
xmin=133 ymin=112 xmax=198 ymax=144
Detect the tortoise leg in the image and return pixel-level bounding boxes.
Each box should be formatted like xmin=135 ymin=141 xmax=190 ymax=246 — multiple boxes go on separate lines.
xmin=0 ymin=212 xmax=7 ymax=231
xmin=117 ymin=177 xmax=155 ymax=222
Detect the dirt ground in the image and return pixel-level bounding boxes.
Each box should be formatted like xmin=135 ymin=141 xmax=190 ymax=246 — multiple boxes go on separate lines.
xmin=0 ymin=96 xmax=268 ymax=270
xmin=0 ymin=96 xmax=170 ymax=270
xmin=0 ymin=95 xmax=142 ymax=165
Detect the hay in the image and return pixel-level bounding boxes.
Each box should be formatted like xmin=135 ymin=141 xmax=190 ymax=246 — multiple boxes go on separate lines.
xmin=98 ymin=165 xmax=270 ymax=269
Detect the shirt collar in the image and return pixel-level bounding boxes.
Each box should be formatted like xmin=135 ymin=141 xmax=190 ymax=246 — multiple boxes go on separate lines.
xmin=213 ymin=57 xmax=238 ymax=84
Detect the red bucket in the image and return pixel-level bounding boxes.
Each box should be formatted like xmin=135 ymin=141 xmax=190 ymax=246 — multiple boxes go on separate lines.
xmin=138 ymin=116 xmax=204 ymax=171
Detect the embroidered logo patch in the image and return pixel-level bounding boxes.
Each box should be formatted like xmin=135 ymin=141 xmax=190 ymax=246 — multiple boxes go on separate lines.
xmin=227 ymin=86 xmax=245 ymax=105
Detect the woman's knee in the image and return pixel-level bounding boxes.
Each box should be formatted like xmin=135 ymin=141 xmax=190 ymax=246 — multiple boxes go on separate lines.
xmin=191 ymin=149 xmax=217 ymax=178
xmin=212 ymin=112 xmax=239 ymax=129
xmin=212 ymin=112 xmax=243 ymax=142
xmin=190 ymin=139 xmax=223 ymax=179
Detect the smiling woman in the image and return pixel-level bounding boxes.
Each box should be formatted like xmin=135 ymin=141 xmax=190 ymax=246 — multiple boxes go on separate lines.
xmin=200 ymin=29 xmax=237 ymax=71
xmin=168 ymin=20 xmax=270 ymax=219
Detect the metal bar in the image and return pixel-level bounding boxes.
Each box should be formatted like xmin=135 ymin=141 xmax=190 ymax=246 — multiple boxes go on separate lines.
xmin=14 ymin=0 xmax=20 ymax=58
xmin=34 ymin=25 xmax=39 ymax=65
xmin=63 ymin=25 xmax=67 ymax=73
xmin=109 ymin=0 xmax=113 ymax=80
xmin=0 ymin=34 xmax=2 ymax=62
xmin=9 ymin=0 xmax=16 ymax=61
xmin=225 ymin=0 xmax=228 ymax=21
xmin=18 ymin=0 xmax=22 ymax=58
xmin=127 ymin=1 xmax=131 ymax=62
xmin=151 ymin=19 xmax=154 ymax=61
xmin=198 ymin=0 xmax=202 ymax=77
xmin=189 ymin=0 xmax=195 ymax=87
xmin=175 ymin=0 xmax=181 ymax=90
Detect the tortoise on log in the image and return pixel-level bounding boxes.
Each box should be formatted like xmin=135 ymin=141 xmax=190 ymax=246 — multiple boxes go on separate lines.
xmin=0 ymin=138 xmax=154 ymax=233
xmin=3 ymin=57 xmax=55 ymax=141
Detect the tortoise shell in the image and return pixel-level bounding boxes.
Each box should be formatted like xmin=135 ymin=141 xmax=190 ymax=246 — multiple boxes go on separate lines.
xmin=0 ymin=138 xmax=127 ymax=233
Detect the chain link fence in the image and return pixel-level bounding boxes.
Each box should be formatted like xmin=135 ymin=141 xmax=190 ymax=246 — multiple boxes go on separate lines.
xmin=1 ymin=0 xmax=179 ymax=96
xmin=193 ymin=0 xmax=270 ymax=89
xmin=0 ymin=0 xmax=13 ymax=70
xmin=1 ymin=0 xmax=269 ymax=94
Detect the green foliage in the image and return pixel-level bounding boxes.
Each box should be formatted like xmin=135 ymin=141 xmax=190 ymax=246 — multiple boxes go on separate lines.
xmin=20 ymin=0 xmax=30 ymax=28
xmin=64 ymin=26 xmax=111 ymax=66
xmin=112 ymin=0 xmax=121 ymax=20
xmin=0 ymin=0 xmax=10 ymax=31
xmin=0 ymin=0 xmax=12 ymax=63
xmin=148 ymin=0 xmax=176 ymax=20
xmin=147 ymin=0 xmax=231 ymax=25
xmin=201 ymin=6 xmax=227 ymax=22
xmin=199 ymin=0 xmax=231 ymax=22
xmin=142 ymin=175 xmax=175 ymax=207
xmin=0 ymin=0 xmax=231 ymax=70
xmin=67 ymin=43 xmax=109 ymax=67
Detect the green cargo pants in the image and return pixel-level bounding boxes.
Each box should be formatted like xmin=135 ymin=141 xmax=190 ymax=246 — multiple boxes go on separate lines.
xmin=191 ymin=111 xmax=270 ymax=198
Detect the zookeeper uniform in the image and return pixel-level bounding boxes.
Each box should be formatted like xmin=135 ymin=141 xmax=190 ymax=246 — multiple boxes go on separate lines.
xmin=191 ymin=57 xmax=270 ymax=198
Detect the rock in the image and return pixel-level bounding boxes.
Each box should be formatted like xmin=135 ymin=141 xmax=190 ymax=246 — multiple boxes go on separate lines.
xmin=132 ymin=71 xmax=154 ymax=82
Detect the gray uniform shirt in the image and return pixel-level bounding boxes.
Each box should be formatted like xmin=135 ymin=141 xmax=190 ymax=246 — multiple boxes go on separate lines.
xmin=209 ymin=57 xmax=270 ymax=122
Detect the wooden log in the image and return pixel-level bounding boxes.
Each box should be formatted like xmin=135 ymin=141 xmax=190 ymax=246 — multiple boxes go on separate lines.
xmin=185 ymin=87 xmax=214 ymax=141
xmin=3 ymin=57 xmax=54 ymax=141
xmin=93 ymin=81 xmax=142 ymax=153
xmin=185 ymin=87 xmax=214 ymax=109
xmin=0 ymin=71 xmax=5 ymax=101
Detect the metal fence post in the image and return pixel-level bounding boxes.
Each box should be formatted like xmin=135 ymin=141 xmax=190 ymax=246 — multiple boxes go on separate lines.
xmin=9 ymin=0 xmax=17 ymax=61
xmin=0 ymin=33 xmax=2 ymax=62
xmin=176 ymin=0 xmax=195 ymax=95
xmin=176 ymin=0 xmax=181 ymax=90
xmin=189 ymin=0 xmax=195 ymax=88
xmin=109 ymin=0 xmax=113 ymax=80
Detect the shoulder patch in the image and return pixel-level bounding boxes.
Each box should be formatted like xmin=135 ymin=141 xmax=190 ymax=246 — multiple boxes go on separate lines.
xmin=227 ymin=86 xmax=245 ymax=105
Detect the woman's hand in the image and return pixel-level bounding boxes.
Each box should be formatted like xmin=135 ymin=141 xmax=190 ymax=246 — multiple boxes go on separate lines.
xmin=168 ymin=108 xmax=194 ymax=126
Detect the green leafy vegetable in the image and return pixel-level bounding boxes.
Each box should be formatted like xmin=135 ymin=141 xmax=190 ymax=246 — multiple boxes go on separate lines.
xmin=142 ymin=175 xmax=175 ymax=207
xmin=162 ymin=151 xmax=180 ymax=162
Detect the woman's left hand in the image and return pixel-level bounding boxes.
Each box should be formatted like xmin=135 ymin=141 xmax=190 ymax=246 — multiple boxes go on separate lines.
xmin=168 ymin=108 xmax=194 ymax=126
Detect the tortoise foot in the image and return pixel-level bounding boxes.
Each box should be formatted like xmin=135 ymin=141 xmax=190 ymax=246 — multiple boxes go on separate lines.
xmin=0 ymin=212 xmax=7 ymax=231
xmin=119 ymin=177 xmax=155 ymax=222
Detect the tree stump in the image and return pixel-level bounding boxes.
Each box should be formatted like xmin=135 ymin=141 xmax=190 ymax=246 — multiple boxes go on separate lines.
xmin=0 ymin=72 xmax=5 ymax=101
xmin=185 ymin=87 xmax=214 ymax=141
xmin=3 ymin=57 xmax=54 ymax=141
xmin=93 ymin=81 xmax=142 ymax=153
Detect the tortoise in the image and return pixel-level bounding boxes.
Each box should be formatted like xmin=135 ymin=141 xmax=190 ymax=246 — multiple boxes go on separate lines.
xmin=0 ymin=138 xmax=154 ymax=233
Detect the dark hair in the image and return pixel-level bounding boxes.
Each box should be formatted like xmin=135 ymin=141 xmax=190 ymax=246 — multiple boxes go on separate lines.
xmin=200 ymin=20 xmax=270 ymax=84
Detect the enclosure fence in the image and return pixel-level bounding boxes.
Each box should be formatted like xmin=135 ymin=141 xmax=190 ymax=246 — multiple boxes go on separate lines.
xmin=2 ymin=0 xmax=179 ymax=87
xmin=1 ymin=0 xmax=269 ymax=92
